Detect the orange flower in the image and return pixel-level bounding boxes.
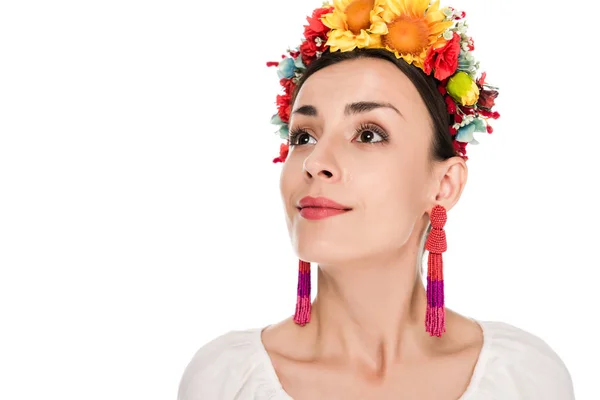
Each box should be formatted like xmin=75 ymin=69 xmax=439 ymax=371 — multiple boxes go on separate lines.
xmin=321 ymin=0 xmax=388 ymax=51
xmin=379 ymin=0 xmax=453 ymax=68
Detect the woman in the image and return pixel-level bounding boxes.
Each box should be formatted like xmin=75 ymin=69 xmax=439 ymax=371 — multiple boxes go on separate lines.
xmin=178 ymin=1 xmax=575 ymax=398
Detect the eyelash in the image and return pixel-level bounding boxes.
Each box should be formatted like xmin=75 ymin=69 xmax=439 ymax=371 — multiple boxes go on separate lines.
xmin=288 ymin=123 xmax=390 ymax=147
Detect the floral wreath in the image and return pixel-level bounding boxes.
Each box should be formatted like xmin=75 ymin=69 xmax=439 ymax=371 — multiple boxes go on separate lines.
xmin=268 ymin=0 xmax=500 ymax=163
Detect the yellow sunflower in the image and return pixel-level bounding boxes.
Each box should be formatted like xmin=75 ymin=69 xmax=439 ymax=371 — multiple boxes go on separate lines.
xmin=321 ymin=0 xmax=388 ymax=52
xmin=379 ymin=0 xmax=453 ymax=69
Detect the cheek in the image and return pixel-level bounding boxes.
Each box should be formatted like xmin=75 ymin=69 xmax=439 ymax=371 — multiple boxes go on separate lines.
xmin=359 ymin=161 xmax=425 ymax=245
xmin=279 ymin=162 xmax=293 ymax=206
xmin=279 ymin=157 xmax=303 ymax=216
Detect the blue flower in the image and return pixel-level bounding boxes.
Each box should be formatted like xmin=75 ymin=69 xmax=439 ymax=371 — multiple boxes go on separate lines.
xmin=294 ymin=56 xmax=305 ymax=70
xmin=456 ymin=123 xmax=475 ymax=143
xmin=456 ymin=119 xmax=486 ymax=144
xmin=277 ymin=57 xmax=296 ymax=79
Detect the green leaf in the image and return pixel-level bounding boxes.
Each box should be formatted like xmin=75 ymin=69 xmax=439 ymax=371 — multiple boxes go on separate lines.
xmin=278 ymin=125 xmax=289 ymax=139
xmin=270 ymin=113 xmax=283 ymax=125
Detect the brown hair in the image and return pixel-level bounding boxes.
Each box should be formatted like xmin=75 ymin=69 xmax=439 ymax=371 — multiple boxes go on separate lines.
xmin=290 ymin=47 xmax=458 ymax=162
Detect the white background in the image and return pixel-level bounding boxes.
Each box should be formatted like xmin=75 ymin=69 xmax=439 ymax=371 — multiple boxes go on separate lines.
xmin=1 ymin=0 xmax=598 ymax=398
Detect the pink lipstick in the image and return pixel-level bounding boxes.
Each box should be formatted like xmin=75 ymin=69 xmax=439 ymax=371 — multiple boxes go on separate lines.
xmin=297 ymin=196 xmax=352 ymax=220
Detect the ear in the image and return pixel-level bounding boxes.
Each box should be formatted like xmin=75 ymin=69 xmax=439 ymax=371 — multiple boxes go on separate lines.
xmin=429 ymin=156 xmax=468 ymax=212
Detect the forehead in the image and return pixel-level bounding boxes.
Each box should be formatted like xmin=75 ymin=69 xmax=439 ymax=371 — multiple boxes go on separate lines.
xmin=294 ymin=57 xmax=425 ymax=116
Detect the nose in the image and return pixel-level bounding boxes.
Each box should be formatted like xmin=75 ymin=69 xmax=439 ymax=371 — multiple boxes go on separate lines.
xmin=302 ymin=139 xmax=341 ymax=182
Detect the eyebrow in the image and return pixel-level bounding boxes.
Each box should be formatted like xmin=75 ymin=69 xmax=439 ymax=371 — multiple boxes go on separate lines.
xmin=292 ymin=101 xmax=404 ymax=119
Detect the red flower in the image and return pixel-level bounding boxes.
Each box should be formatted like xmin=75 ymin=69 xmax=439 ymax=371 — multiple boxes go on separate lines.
xmin=476 ymin=72 xmax=487 ymax=86
xmin=477 ymin=108 xmax=492 ymax=117
xmin=300 ymin=39 xmax=320 ymax=65
xmin=299 ymin=6 xmax=333 ymax=65
xmin=477 ymin=88 xmax=498 ymax=110
xmin=453 ymin=140 xmax=468 ymax=160
xmin=460 ymin=105 xmax=475 ymax=115
xmin=275 ymin=78 xmax=296 ymax=123
xmin=476 ymin=72 xmax=498 ymax=110
xmin=280 ymin=78 xmax=295 ymax=96
xmin=276 ymin=93 xmax=292 ymax=123
xmin=303 ymin=7 xmax=333 ymax=39
xmin=424 ymin=33 xmax=461 ymax=81
xmin=444 ymin=95 xmax=457 ymax=114
xmin=273 ymin=143 xmax=289 ymax=164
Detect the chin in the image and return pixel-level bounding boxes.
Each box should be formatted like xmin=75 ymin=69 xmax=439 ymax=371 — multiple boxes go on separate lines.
xmin=295 ymin=241 xmax=361 ymax=266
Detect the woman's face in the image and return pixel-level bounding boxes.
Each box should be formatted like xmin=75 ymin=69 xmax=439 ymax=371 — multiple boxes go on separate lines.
xmin=280 ymin=57 xmax=437 ymax=267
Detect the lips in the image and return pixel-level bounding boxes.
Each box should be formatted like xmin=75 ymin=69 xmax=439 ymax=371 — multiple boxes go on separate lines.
xmin=299 ymin=207 xmax=350 ymax=220
xmin=297 ymin=196 xmax=352 ymax=220
xmin=297 ymin=196 xmax=352 ymax=210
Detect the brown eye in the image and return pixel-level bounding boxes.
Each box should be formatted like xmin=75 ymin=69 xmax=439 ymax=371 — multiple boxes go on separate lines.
xmin=355 ymin=124 xmax=389 ymax=144
xmin=288 ymin=129 xmax=316 ymax=146
xmin=357 ymin=130 xmax=380 ymax=143
xmin=297 ymin=133 xmax=313 ymax=145
xmin=288 ymin=124 xmax=389 ymax=146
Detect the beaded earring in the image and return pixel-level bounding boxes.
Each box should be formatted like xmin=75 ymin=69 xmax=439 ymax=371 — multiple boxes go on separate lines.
xmin=425 ymin=204 xmax=448 ymax=337
xmin=293 ymin=206 xmax=448 ymax=333
xmin=294 ymin=259 xmax=311 ymax=325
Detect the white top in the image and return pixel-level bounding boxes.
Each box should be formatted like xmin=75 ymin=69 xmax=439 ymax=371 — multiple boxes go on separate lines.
xmin=177 ymin=320 xmax=575 ymax=399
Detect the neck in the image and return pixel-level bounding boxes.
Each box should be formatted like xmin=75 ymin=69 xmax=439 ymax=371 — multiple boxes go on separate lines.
xmin=308 ymin=247 xmax=434 ymax=372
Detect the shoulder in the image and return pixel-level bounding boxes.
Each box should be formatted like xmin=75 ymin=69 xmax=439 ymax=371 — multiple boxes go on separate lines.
xmin=471 ymin=320 xmax=575 ymax=399
xmin=177 ymin=327 xmax=283 ymax=400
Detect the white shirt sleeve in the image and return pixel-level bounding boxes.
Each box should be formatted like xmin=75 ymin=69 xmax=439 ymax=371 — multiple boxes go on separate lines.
xmin=177 ymin=331 xmax=241 ymax=400
xmin=471 ymin=321 xmax=575 ymax=399
xmin=177 ymin=329 xmax=285 ymax=400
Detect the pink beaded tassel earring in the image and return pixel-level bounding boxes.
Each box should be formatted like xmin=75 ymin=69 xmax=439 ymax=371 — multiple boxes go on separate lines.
xmin=425 ymin=204 xmax=448 ymax=337
xmin=294 ymin=259 xmax=311 ymax=325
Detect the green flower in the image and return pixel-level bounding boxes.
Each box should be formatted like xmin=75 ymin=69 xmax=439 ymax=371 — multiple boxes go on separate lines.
xmin=446 ymin=71 xmax=480 ymax=106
